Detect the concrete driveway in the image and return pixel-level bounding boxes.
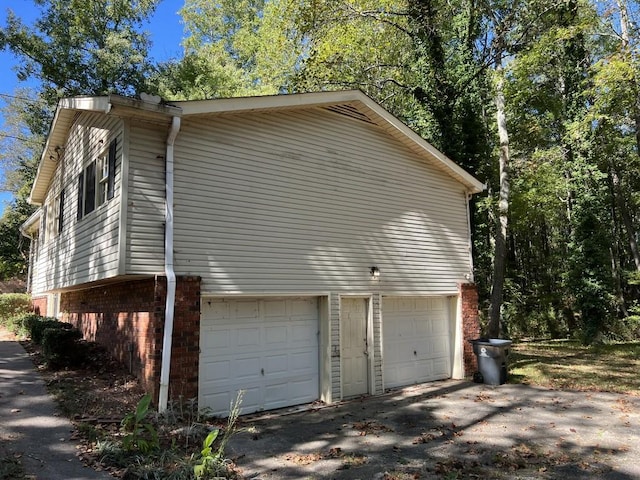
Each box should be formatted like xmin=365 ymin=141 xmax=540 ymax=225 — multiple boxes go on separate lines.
xmin=228 ymin=380 xmax=640 ymax=479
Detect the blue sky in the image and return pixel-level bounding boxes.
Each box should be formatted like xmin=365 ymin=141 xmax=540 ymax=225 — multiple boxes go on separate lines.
xmin=0 ymin=0 xmax=185 ymax=215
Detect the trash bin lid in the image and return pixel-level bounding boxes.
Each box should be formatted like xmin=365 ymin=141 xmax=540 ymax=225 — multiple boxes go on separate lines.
xmin=470 ymin=338 xmax=512 ymax=347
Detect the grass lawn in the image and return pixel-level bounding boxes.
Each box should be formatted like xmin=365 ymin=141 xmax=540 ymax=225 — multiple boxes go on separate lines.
xmin=509 ymin=340 xmax=640 ymax=394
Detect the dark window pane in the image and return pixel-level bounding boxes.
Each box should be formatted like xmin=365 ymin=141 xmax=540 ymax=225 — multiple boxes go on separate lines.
xmin=107 ymin=139 xmax=116 ymax=200
xmin=84 ymin=161 xmax=96 ymax=215
xmin=77 ymin=171 xmax=84 ymax=220
xmin=58 ymin=189 xmax=65 ymax=233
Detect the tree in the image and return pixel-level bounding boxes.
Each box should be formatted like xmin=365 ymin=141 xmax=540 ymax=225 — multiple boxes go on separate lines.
xmin=157 ymin=0 xmax=305 ymax=99
xmin=0 ymin=0 xmax=159 ymax=100
xmin=0 ymin=0 xmax=160 ymax=280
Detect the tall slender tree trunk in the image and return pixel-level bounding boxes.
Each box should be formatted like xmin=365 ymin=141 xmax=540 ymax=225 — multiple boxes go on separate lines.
xmin=613 ymin=0 xmax=640 ymax=271
xmin=487 ymin=57 xmax=510 ymax=338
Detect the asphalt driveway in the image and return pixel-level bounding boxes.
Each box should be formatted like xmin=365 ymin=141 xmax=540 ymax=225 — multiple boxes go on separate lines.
xmin=228 ymin=380 xmax=640 ymax=479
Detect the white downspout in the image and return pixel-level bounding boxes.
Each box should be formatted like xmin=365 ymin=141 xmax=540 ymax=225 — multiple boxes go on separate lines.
xmin=159 ymin=116 xmax=181 ymax=413
xmin=465 ymin=191 xmax=475 ymax=283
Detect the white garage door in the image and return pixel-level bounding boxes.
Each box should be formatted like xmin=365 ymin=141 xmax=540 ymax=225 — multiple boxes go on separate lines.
xmin=383 ymin=296 xmax=451 ymax=389
xmin=199 ymin=297 xmax=319 ymax=417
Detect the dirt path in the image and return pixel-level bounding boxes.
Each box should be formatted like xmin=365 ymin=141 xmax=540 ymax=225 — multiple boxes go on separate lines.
xmin=228 ymin=380 xmax=640 ymax=479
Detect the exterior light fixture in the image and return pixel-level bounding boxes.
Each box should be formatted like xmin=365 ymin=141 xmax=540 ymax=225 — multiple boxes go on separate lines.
xmin=370 ymin=266 xmax=380 ymax=279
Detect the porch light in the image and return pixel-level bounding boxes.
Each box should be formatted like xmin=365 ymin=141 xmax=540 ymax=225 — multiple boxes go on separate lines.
xmin=370 ymin=266 xmax=380 ymax=279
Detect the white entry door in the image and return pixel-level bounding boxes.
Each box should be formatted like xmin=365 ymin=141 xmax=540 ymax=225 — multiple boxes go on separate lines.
xmin=383 ymin=296 xmax=451 ymax=389
xmin=199 ymin=297 xmax=319 ymax=416
xmin=341 ymin=297 xmax=369 ymax=397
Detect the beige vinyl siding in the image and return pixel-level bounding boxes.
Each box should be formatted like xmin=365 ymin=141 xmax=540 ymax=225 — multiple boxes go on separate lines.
xmin=173 ymin=107 xmax=471 ymax=295
xmin=125 ymin=122 xmax=166 ymax=274
xmin=32 ymin=112 xmax=122 ymax=292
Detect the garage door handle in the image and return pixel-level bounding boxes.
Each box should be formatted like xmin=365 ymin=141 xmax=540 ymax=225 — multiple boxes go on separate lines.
xmin=414 ymin=350 xmax=417 ymax=356
xmin=261 ymin=368 xmax=264 ymax=376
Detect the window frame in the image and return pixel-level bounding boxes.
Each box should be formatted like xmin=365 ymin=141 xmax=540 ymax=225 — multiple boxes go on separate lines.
xmin=45 ymin=189 xmax=65 ymax=240
xmin=77 ymin=138 xmax=117 ymax=221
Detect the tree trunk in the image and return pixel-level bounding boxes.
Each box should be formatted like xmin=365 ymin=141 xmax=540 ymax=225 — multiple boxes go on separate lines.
xmin=616 ymin=0 xmax=640 ymax=271
xmin=487 ymin=58 xmax=510 ymax=338
xmin=611 ymin=167 xmax=640 ymax=270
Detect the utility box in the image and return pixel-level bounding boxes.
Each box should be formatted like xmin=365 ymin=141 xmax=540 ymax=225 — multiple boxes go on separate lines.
xmin=471 ymin=338 xmax=512 ymax=385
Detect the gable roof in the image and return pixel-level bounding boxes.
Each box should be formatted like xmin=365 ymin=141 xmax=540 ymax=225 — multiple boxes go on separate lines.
xmin=29 ymin=90 xmax=484 ymax=204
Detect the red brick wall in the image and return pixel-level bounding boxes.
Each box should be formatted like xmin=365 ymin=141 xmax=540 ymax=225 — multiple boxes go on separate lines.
xmin=168 ymin=277 xmax=201 ymax=401
xmin=459 ymin=282 xmax=480 ymax=375
xmin=60 ymin=276 xmax=201 ymax=403
xmin=32 ymin=295 xmax=48 ymax=316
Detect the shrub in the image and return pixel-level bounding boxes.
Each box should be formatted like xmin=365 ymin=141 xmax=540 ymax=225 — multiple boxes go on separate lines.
xmin=0 ymin=293 xmax=31 ymax=326
xmin=4 ymin=313 xmax=41 ymax=338
xmin=41 ymin=326 xmax=83 ymax=366
xmin=24 ymin=315 xmax=70 ymax=344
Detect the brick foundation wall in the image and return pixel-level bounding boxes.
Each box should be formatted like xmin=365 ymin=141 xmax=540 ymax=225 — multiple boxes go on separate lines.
xmin=460 ymin=283 xmax=480 ymax=376
xmin=32 ymin=296 xmax=48 ymax=316
xmin=60 ymin=276 xmax=201 ymax=404
xmin=167 ymin=277 xmax=201 ymax=401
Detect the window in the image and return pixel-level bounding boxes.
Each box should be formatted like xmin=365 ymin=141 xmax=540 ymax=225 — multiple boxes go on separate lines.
xmin=45 ymin=188 xmax=65 ymax=239
xmin=77 ymin=138 xmax=116 ymax=220
xmin=57 ymin=189 xmax=65 ymax=234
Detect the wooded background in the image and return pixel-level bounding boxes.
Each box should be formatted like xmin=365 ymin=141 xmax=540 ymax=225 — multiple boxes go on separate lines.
xmin=2 ymin=0 xmax=639 ymax=343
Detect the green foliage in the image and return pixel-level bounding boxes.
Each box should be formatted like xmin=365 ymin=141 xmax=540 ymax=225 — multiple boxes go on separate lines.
xmin=193 ymin=391 xmax=243 ymax=479
xmin=0 ymin=0 xmax=159 ymax=100
xmin=41 ymin=326 xmax=83 ymax=366
xmin=22 ymin=315 xmax=68 ymax=345
xmin=193 ymin=429 xmax=221 ymax=479
xmin=157 ymin=0 xmax=302 ymax=100
xmin=0 ymin=293 xmax=31 ymax=324
xmin=0 ymin=197 xmax=35 ymax=280
xmin=121 ymin=394 xmax=160 ymax=454
xmin=0 ymin=455 xmax=27 ymax=480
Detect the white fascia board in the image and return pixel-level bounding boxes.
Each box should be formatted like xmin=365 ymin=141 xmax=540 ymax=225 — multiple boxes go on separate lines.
xmin=172 ymin=90 xmax=366 ymax=116
xmin=19 ymin=208 xmax=42 ymax=237
xmin=58 ymin=96 xmax=112 ymax=113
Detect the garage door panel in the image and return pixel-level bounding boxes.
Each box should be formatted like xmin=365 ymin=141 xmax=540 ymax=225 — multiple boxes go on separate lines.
xmin=234 ymin=300 xmax=259 ymax=319
xmin=236 ymin=327 xmax=261 ymax=347
xmin=265 ymin=382 xmax=289 ymax=406
xmin=433 ymin=358 xmax=449 ymax=376
xmin=383 ymin=296 xmax=451 ymax=389
xmin=203 ymin=359 xmax=231 ymax=382
xmin=201 ymin=328 xmax=229 ymax=351
xmin=265 ymin=354 xmax=288 ymax=374
xmin=264 ymin=299 xmax=287 ymax=317
xmin=200 ymin=297 xmax=319 ymax=416
xmin=292 ymin=323 xmax=316 ymax=343
xmin=431 ymin=337 xmax=449 ymax=356
xmin=432 ymin=315 xmax=448 ymax=334
xmin=265 ymin=325 xmax=287 ymax=345
xmin=290 ymin=350 xmax=316 ymax=371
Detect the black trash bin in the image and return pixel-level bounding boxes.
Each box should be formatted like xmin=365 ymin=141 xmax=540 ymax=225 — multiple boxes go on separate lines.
xmin=470 ymin=338 xmax=512 ymax=385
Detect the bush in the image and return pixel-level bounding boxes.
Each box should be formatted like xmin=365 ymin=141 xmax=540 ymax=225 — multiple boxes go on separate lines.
xmin=23 ymin=315 xmax=70 ymax=344
xmin=41 ymin=326 xmax=83 ymax=367
xmin=4 ymin=312 xmax=40 ymax=338
xmin=0 ymin=293 xmax=31 ymax=326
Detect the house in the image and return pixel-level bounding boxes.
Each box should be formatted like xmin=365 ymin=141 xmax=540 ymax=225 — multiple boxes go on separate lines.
xmin=21 ymin=90 xmax=484 ymax=416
